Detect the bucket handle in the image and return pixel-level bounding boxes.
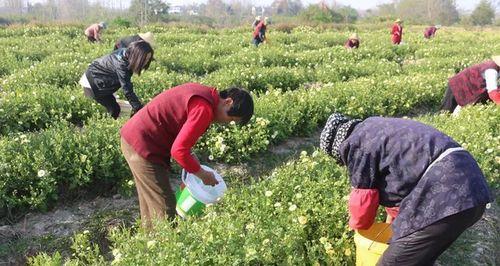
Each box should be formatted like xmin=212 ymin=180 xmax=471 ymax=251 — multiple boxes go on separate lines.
xmin=367 ymin=223 xmax=391 ymax=251
xmin=181 ymin=168 xmax=187 ymax=184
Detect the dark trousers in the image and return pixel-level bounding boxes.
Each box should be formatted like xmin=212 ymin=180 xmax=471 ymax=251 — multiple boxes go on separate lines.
xmin=95 ymin=94 xmax=121 ymax=119
xmin=377 ymin=204 xmax=486 ymax=266
xmin=87 ymin=36 xmax=97 ymax=43
xmin=440 ymin=85 xmax=458 ymax=112
xmin=252 ymin=37 xmax=262 ymax=47
xmin=83 ymin=86 xmax=120 ymax=119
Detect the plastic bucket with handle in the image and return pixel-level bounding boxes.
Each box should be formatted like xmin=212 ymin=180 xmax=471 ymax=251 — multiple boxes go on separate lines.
xmin=354 ymin=222 xmax=392 ymax=266
xmin=175 ymin=165 xmax=226 ymax=218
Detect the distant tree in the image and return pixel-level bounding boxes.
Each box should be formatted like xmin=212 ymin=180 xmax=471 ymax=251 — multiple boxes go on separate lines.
xmin=436 ymin=0 xmax=459 ymax=25
xmin=4 ymin=0 xmax=23 ymax=15
xmin=271 ymin=0 xmax=303 ymax=15
xmin=337 ymin=6 xmax=358 ymax=23
xmin=376 ymin=3 xmax=397 ymax=17
xmin=299 ymin=4 xmax=341 ymax=23
xmin=393 ymin=0 xmax=458 ymax=25
xmin=471 ymin=0 xmax=495 ymax=26
xmin=130 ymin=0 xmax=169 ymax=25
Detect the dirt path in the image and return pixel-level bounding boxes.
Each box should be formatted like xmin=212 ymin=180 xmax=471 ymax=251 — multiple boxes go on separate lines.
xmin=0 ymin=131 xmax=320 ymax=265
xmin=1 ymin=129 xmax=497 ymax=266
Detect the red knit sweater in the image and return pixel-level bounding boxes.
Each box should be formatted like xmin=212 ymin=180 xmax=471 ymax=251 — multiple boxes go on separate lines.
xmin=120 ymin=83 xmax=219 ymax=173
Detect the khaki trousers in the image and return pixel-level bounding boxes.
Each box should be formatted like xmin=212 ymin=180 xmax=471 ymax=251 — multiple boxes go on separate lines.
xmin=121 ymin=137 xmax=176 ymax=227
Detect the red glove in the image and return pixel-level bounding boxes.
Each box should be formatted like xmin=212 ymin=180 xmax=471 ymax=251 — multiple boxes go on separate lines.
xmin=488 ymin=89 xmax=500 ymax=105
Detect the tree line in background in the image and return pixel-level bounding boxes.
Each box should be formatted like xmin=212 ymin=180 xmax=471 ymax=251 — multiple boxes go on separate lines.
xmin=0 ymin=0 xmax=498 ymax=27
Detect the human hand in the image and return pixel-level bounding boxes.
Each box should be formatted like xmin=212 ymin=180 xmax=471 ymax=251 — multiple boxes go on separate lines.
xmin=195 ymin=168 xmax=219 ymax=186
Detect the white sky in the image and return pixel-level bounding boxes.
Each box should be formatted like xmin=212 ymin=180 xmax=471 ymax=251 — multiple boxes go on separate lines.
xmin=163 ymin=0 xmax=498 ymax=12
xmin=24 ymin=0 xmax=499 ymax=12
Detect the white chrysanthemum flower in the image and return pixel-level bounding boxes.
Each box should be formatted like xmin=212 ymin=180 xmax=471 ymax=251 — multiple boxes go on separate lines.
xmin=37 ymin=170 xmax=46 ymax=177
xmin=264 ymin=190 xmax=273 ymax=197
xmin=147 ymin=240 xmax=156 ymax=249
xmin=288 ymin=204 xmax=297 ymax=211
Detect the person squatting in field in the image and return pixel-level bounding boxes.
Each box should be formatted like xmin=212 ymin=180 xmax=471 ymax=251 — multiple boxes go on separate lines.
xmin=84 ymin=22 xmax=106 ymax=43
xmin=79 ymin=41 xmax=153 ymax=119
xmin=345 ymin=33 xmax=360 ymax=49
xmin=114 ymin=32 xmax=155 ymax=50
xmin=391 ymin=19 xmax=403 ymax=45
xmin=120 ymin=83 xmax=254 ymax=227
xmin=252 ymin=17 xmax=268 ymax=47
xmin=440 ymin=55 xmax=500 ymax=115
xmin=319 ymin=113 xmax=493 ymax=266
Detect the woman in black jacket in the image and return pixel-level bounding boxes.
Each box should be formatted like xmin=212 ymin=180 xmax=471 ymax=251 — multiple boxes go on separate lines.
xmin=79 ymin=41 xmax=153 ymax=119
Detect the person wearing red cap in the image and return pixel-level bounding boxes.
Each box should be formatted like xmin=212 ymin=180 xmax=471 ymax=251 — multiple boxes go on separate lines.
xmin=441 ymin=56 xmax=500 ymax=114
xmin=120 ymin=83 xmax=254 ymax=227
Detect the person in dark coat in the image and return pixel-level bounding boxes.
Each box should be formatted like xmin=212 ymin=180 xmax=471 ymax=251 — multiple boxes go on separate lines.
xmin=79 ymin=41 xmax=154 ymax=119
xmin=440 ymin=56 xmax=500 ymax=114
xmin=252 ymin=17 xmax=268 ymax=47
xmin=114 ymin=32 xmax=155 ymax=50
xmin=423 ymin=25 xmax=440 ymax=39
xmin=320 ymin=113 xmax=493 ymax=266
xmin=344 ymin=33 xmax=360 ymax=49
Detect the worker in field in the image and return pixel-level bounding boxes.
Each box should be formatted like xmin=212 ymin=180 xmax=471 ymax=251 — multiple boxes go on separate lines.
xmin=344 ymin=33 xmax=360 ymax=49
xmin=391 ymin=19 xmax=403 ymax=45
xmin=84 ymin=22 xmax=107 ymax=43
xmin=114 ymin=32 xmax=155 ymax=50
xmin=424 ymin=25 xmax=440 ymax=39
xmin=252 ymin=16 xmax=261 ymax=29
xmin=252 ymin=17 xmax=268 ymax=47
xmin=320 ymin=113 xmax=492 ymax=265
xmin=120 ymin=83 xmax=253 ymax=227
xmin=79 ymin=41 xmax=153 ymax=119
xmin=440 ymin=56 xmax=500 ymax=114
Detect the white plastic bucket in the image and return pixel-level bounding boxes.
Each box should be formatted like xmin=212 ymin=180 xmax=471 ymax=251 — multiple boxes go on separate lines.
xmin=175 ymin=165 xmax=227 ymax=218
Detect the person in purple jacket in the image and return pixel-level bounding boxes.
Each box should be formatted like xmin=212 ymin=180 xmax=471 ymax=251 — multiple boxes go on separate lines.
xmin=423 ymin=25 xmax=440 ymax=39
xmin=320 ymin=113 xmax=493 ymax=266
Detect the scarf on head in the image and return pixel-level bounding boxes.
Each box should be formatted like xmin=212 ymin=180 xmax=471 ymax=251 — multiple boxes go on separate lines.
xmin=320 ymin=113 xmax=362 ymax=163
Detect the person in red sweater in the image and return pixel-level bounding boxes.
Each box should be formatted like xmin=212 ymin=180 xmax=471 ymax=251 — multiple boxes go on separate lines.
xmin=120 ymin=83 xmax=254 ymax=227
xmin=84 ymin=22 xmax=106 ymax=43
xmin=391 ymin=19 xmax=403 ymax=45
xmin=344 ymin=33 xmax=360 ymax=49
xmin=441 ymin=56 xmax=500 ymax=114
xmin=252 ymin=17 xmax=268 ymax=47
